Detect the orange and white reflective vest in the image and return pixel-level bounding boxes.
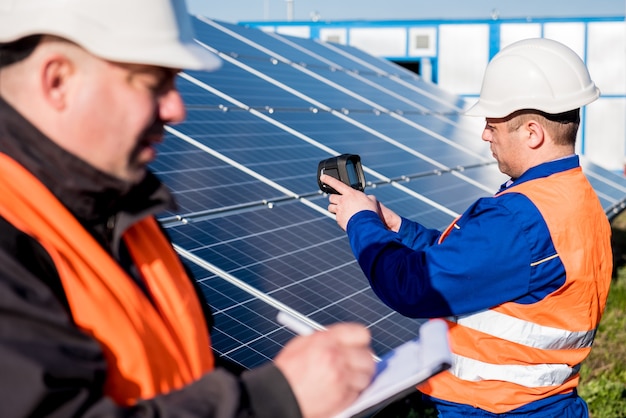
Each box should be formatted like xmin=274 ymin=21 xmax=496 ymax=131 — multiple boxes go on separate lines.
xmin=0 ymin=153 xmax=214 ymax=406
xmin=420 ymin=166 xmax=612 ymax=413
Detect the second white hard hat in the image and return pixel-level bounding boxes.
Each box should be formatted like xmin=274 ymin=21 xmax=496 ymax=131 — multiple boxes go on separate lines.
xmin=0 ymin=0 xmax=221 ymax=71
xmin=465 ymin=38 xmax=599 ymax=118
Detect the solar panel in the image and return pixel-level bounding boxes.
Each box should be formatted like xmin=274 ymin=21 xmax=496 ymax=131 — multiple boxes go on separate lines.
xmin=167 ymin=201 xmax=426 ymax=366
xmin=149 ymin=16 xmax=626 ymax=370
xmin=580 ymin=159 xmax=626 ymax=219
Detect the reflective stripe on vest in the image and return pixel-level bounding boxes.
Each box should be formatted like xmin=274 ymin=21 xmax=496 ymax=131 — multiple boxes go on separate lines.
xmin=451 ymin=354 xmax=580 ymax=387
xmin=450 ymin=310 xmax=596 ymax=351
xmin=0 ymin=153 xmax=214 ymax=405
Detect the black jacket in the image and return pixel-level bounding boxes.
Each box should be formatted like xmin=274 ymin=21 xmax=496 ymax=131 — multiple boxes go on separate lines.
xmin=0 ymin=97 xmax=301 ymax=418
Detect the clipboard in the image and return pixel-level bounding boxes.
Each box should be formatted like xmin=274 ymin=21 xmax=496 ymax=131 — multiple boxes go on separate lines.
xmin=334 ymin=319 xmax=452 ymax=418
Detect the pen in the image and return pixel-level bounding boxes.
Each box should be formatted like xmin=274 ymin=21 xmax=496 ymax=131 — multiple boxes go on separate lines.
xmin=276 ymin=311 xmax=321 ymax=336
xmin=277 ymin=311 xmax=383 ymax=363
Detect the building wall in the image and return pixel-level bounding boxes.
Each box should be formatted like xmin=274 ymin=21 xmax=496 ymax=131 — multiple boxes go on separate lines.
xmin=243 ymin=17 xmax=626 ymax=172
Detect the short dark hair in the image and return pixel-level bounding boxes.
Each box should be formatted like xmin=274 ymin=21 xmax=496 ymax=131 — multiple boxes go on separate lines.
xmin=0 ymin=35 xmax=42 ymax=69
xmin=506 ymin=108 xmax=581 ymax=146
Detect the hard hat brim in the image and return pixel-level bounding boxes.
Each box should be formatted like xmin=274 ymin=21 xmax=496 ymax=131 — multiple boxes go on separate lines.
xmin=0 ymin=7 xmax=221 ymax=72
xmin=463 ymin=83 xmax=600 ymax=119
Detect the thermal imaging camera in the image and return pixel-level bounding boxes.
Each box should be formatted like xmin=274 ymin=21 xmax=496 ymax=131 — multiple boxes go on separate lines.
xmin=317 ymin=154 xmax=366 ymax=194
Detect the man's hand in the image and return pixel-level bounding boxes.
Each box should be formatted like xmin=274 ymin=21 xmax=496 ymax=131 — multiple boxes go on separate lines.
xmin=321 ymin=174 xmax=402 ymax=232
xmin=375 ymin=201 xmax=403 ymax=233
xmin=274 ymin=323 xmax=375 ymax=418
xmin=321 ymin=174 xmax=379 ymax=231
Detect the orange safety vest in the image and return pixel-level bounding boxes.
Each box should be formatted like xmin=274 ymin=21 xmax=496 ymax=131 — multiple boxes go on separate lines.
xmin=420 ymin=167 xmax=612 ymax=413
xmin=0 ymin=153 xmax=214 ymax=405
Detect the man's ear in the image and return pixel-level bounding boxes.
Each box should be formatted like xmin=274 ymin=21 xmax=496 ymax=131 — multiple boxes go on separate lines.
xmin=40 ymin=54 xmax=74 ymax=110
xmin=525 ymin=119 xmax=545 ymax=149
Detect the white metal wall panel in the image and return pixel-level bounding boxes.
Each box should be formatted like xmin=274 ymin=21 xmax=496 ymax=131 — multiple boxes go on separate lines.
xmin=500 ymin=23 xmax=542 ymax=48
xmin=275 ymin=25 xmax=310 ymax=38
xmin=349 ymin=27 xmax=407 ymax=56
xmin=586 ymin=98 xmax=626 ymax=171
xmin=586 ymin=21 xmax=626 ymax=171
xmin=438 ymin=24 xmax=489 ymax=95
xmin=544 ymin=22 xmax=586 ymax=58
xmin=587 ymin=21 xmax=626 ymax=95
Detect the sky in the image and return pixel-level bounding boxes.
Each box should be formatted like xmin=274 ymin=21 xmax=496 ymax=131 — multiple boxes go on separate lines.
xmin=187 ymin=0 xmax=625 ymax=23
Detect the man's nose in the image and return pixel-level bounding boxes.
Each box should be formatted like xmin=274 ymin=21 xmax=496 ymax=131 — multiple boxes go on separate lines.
xmin=159 ymin=88 xmax=186 ymax=123
xmin=481 ymin=127 xmax=492 ymax=143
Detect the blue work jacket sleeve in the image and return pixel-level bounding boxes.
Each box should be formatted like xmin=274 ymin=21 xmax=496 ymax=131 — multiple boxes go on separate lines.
xmin=396 ymin=216 xmax=442 ymax=249
xmin=345 ymin=196 xmax=541 ymax=318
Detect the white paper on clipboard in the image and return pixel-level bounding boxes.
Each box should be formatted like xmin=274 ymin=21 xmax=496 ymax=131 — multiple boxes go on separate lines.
xmin=333 ymin=319 xmax=452 ymax=418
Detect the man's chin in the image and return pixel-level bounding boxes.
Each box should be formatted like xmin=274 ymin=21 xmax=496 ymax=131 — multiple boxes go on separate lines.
xmin=119 ymin=166 xmax=148 ymax=185
xmin=130 ymin=169 xmax=148 ymax=184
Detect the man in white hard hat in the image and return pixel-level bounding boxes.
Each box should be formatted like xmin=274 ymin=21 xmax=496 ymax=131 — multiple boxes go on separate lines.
xmin=0 ymin=0 xmax=375 ymax=417
xmin=322 ymin=38 xmax=612 ymax=417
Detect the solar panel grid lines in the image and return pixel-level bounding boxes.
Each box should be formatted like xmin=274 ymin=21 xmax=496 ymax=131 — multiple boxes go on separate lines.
xmin=264 ymin=29 xmax=469 ymax=132
xmin=166 ymin=203 xmax=426 ymax=364
xmin=177 ymin=55 xmax=499 ymax=203
xmin=188 ymin=42 xmax=336 ymax=113
xmin=185 ymin=19 xmax=624 ymax=212
xmin=151 ymin=126 xmax=288 ymax=216
xmin=580 ymin=158 xmax=626 ymax=219
xmin=212 ymin=21 xmax=462 ymax=122
xmin=147 ymin=16 xmax=626 ymax=371
xmin=169 ymin=73 xmax=492 ymax=218
xmin=165 ymin=113 xmax=470 ymax=221
xmin=192 ymin=19 xmax=484 ymax=146
xmin=209 ymin=25 xmax=483 ymax=159
xmin=269 ymin=27 xmax=466 ymax=112
xmin=311 ymin=37 xmax=471 ymax=118
xmin=182 ymin=246 xmax=421 ymax=369
xmin=176 ymin=244 xmax=327 ymax=334
xmin=583 ymin=162 xmax=626 ymax=195
xmin=187 ymin=22 xmax=504 ymax=197
xmin=310 ymin=36 xmax=416 ymax=79
xmin=165 ymin=124 xmax=305 ymax=200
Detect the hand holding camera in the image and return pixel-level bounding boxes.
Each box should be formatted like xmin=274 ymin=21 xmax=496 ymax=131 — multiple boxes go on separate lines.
xmin=317 ymin=154 xmax=365 ymax=194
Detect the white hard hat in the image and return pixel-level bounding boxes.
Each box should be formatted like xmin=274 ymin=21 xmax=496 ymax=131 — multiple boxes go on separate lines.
xmin=0 ymin=0 xmax=221 ymax=71
xmin=465 ymin=38 xmax=599 ymax=118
